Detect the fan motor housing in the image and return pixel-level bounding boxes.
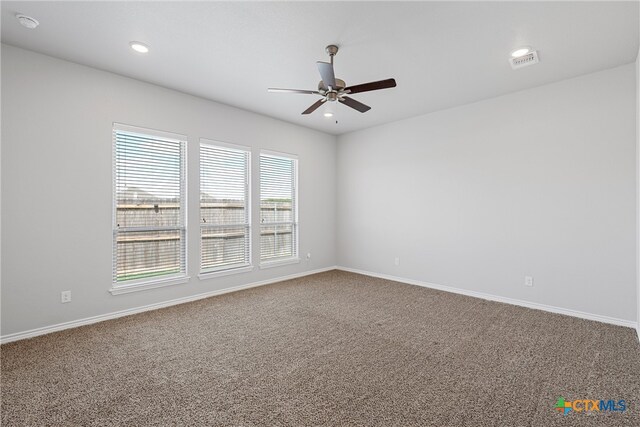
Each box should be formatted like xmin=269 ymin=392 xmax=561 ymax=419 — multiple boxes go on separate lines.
xmin=318 ymin=78 xmax=345 ymax=92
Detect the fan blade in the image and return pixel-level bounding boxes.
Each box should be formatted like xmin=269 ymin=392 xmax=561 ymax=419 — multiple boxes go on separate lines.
xmin=268 ymin=88 xmax=320 ymax=95
xmin=339 ymin=96 xmax=371 ymax=113
xmin=344 ymin=78 xmax=396 ymax=94
xmin=302 ymin=98 xmax=326 ymax=115
xmin=317 ymin=61 xmax=337 ymax=89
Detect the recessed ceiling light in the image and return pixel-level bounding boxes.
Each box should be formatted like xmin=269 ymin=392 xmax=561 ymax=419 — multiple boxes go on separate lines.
xmin=16 ymin=14 xmax=39 ymax=29
xmin=511 ymin=47 xmax=531 ymax=58
xmin=323 ymin=112 xmax=334 ymax=118
xmin=129 ymin=41 xmax=150 ymax=54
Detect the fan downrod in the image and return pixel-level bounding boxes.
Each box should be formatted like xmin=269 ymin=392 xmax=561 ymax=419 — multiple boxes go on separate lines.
xmin=320 ymin=45 xmax=342 ymax=95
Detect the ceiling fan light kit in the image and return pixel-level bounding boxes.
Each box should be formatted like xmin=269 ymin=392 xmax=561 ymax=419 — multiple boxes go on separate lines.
xmin=268 ymin=44 xmax=397 ymax=115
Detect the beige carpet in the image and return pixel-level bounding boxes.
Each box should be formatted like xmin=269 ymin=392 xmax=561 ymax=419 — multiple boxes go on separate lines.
xmin=2 ymin=270 xmax=639 ymax=426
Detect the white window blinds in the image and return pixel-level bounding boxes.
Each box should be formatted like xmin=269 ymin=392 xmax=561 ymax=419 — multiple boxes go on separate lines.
xmin=260 ymin=152 xmax=298 ymax=264
xmin=113 ymin=124 xmax=187 ymax=287
xmin=200 ymin=140 xmax=251 ymax=273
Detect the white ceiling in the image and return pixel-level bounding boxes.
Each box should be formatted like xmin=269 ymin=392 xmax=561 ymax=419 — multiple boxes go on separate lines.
xmin=1 ymin=1 xmax=638 ymax=135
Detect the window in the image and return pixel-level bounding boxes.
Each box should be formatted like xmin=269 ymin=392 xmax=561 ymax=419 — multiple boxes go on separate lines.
xmin=260 ymin=152 xmax=298 ymax=265
xmin=112 ymin=124 xmax=187 ymax=294
xmin=200 ymin=140 xmax=251 ymax=275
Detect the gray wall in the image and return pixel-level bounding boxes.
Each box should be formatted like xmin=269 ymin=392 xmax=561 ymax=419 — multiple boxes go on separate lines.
xmin=2 ymin=44 xmax=638 ymax=337
xmin=1 ymin=45 xmax=337 ymax=336
xmin=337 ymin=63 xmax=637 ymax=322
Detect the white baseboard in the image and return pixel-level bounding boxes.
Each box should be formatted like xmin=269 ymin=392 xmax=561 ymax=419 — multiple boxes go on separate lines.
xmin=337 ymin=266 xmax=638 ymax=330
xmin=4 ymin=266 xmax=636 ymax=344
xmin=0 ymin=266 xmax=337 ymax=344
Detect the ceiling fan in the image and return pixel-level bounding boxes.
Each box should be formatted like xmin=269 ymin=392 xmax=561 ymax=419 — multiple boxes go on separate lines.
xmin=268 ymin=45 xmax=397 ymax=115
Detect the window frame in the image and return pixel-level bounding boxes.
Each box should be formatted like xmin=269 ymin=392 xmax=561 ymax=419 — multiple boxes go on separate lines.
xmin=110 ymin=123 xmax=189 ymax=295
xmin=259 ymin=150 xmax=299 ymax=268
xmin=198 ymin=139 xmax=253 ymax=279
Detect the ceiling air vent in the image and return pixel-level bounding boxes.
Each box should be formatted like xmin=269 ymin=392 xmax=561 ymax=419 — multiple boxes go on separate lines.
xmin=509 ymin=51 xmax=539 ymax=70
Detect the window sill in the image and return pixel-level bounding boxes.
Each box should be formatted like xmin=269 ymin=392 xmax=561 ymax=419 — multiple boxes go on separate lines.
xmin=259 ymin=258 xmax=300 ymax=270
xmin=198 ymin=265 xmax=254 ymax=280
xmin=110 ymin=275 xmax=190 ymax=295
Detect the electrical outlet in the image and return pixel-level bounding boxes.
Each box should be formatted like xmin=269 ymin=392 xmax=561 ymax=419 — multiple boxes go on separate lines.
xmin=306 ymin=252 xmax=311 ymax=261
xmin=525 ymin=276 xmax=533 ymax=287
xmin=61 ymin=290 xmax=71 ymax=303
xmin=394 ymin=257 xmax=400 ymax=266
